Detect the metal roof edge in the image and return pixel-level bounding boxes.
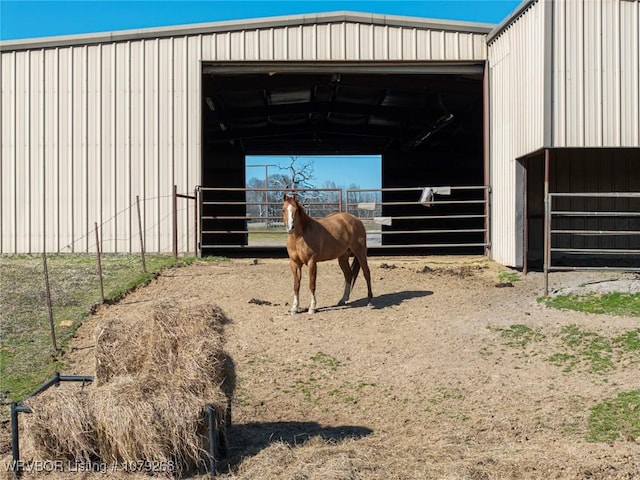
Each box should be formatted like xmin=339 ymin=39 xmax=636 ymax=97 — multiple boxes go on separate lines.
xmin=486 ymin=0 xmax=536 ymax=44
xmin=0 ymin=10 xmax=495 ymax=52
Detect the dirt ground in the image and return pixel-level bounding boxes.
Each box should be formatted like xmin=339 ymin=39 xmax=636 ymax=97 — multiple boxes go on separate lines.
xmin=3 ymin=255 xmax=640 ymax=479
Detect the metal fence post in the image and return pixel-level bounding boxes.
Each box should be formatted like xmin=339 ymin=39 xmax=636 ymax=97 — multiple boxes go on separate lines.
xmin=543 ymin=149 xmax=550 ymax=296
xmin=42 ymin=252 xmax=58 ymax=353
xmin=173 ymin=185 xmax=178 ymax=262
xmin=194 ymin=187 xmax=199 ymax=256
xmin=207 ymin=405 xmax=217 ymax=479
xmin=11 ymin=402 xmax=20 ymax=477
xmin=136 ymin=196 xmax=147 ymax=273
xmin=94 ymin=223 xmax=105 ymax=304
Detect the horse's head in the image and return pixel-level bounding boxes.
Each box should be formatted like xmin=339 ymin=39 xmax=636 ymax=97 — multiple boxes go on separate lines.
xmin=282 ymin=194 xmax=300 ymax=234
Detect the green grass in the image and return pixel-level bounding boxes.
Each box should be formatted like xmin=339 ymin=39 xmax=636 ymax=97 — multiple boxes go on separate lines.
xmin=497 ymin=270 xmax=520 ymax=283
xmin=546 ymin=325 xmax=640 ymax=374
xmin=488 ymin=324 xmax=545 ymax=348
xmin=588 ymin=390 xmax=640 ymax=442
xmin=309 ymin=352 xmax=342 ymax=370
xmin=539 ymin=292 xmax=640 ymax=317
xmin=0 ymin=254 xmax=196 ymax=402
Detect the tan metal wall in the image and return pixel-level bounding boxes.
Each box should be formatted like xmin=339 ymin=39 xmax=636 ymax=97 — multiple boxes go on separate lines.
xmin=487 ymin=0 xmax=548 ymax=267
xmin=0 ymin=14 xmax=489 ymax=254
xmin=1 ymin=40 xmax=201 ymax=253
xmin=487 ymin=0 xmax=640 ymax=267
xmin=552 ymin=0 xmax=640 ymax=147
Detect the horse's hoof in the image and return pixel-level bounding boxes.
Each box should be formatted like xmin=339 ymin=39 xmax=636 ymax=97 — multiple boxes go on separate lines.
xmin=367 ymin=302 xmax=374 ymax=308
xmin=290 ymin=309 xmax=298 ymax=315
xmin=308 ymin=308 xmax=316 ymax=314
xmin=337 ymin=300 xmax=346 ymax=306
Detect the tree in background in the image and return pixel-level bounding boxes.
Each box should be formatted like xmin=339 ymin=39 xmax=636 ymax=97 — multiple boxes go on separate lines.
xmin=246 ymin=156 xmax=376 ymax=221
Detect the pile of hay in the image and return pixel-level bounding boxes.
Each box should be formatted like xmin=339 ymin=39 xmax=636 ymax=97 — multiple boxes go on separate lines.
xmin=22 ymin=300 xmax=234 ymax=474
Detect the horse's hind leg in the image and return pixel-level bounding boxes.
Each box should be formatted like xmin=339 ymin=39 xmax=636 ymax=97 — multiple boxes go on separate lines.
xmin=337 ymin=253 xmax=353 ymax=305
xmin=354 ymin=249 xmax=374 ymax=307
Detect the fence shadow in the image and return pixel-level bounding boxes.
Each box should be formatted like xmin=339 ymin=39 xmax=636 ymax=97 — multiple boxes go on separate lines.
xmin=221 ymin=421 xmax=373 ymax=470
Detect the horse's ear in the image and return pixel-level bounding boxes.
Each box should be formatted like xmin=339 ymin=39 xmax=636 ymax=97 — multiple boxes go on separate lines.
xmin=292 ymin=194 xmax=298 ymax=202
xmin=283 ymin=192 xmax=287 ymax=201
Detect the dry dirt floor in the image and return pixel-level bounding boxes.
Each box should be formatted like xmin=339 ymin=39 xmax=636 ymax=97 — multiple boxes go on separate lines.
xmin=3 ymin=255 xmax=640 ymax=480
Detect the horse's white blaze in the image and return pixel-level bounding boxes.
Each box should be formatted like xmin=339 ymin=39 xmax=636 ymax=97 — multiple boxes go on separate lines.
xmin=286 ymin=204 xmax=294 ymax=233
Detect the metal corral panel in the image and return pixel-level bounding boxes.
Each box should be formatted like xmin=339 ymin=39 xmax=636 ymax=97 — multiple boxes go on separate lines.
xmin=487 ymin=0 xmax=548 ymax=266
xmin=553 ymin=0 xmax=640 ymax=147
xmin=0 ymin=12 xmax=490 ymax=254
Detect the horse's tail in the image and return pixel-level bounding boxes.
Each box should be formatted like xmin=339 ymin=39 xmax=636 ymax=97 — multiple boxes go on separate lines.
xmin=350 ymin=255 xmax=361 ymax=289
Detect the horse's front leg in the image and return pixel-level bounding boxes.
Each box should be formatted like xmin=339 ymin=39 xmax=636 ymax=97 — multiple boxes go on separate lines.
xmin=289 ymin=259 xmax=302 ymax=315
xmin=308 ymin=258 xmax=317 ymax=314
xmin=337 ymin=254 xmax=352 ymax=306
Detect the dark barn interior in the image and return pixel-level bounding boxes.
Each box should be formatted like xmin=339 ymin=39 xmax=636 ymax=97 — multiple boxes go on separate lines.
xmin=524 ymin=148 xmax=640 ymax=270
xmin=201 ymin=64 xmax=485 ymax=254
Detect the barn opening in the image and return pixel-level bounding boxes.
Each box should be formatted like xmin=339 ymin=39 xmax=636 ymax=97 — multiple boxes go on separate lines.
xmin=245 ymin=154 xmax=382 ymax=246
xmin=200 ymin=63 xmax=486 ymax=256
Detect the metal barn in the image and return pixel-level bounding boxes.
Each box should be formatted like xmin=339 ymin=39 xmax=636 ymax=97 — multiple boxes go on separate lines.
xmin=488 ymin=0 xmax=640 ymax=269
xmin=1 ymin=1 xmax=639 ymax=269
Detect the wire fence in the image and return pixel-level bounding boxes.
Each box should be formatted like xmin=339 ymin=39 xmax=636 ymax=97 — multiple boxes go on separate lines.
xmin=0 ymin=187 xmax=197 ymax=405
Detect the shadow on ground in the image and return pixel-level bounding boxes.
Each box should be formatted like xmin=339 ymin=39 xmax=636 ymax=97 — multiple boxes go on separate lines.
xmin=221 ymin=421 xmax=373 ymax=470
xmin=316 ymin=290 xmax=433 ymax=312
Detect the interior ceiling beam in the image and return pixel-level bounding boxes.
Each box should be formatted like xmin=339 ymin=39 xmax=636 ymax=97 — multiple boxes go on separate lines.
xmin=206 ymin=72 xmax=482 ymax=96
xmin=207 ymin=73 xmax=334 ymax=92
xmin=204 ymin=100 xmax=455 ymax=124
xmin=203 ymin=122 xmax=399 ymax=142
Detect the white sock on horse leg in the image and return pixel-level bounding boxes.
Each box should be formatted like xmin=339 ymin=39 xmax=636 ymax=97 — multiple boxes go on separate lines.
xmin=291 ymin=295 xmax=299 ymax=314
xmin=338 ymin=283 xmax=350 ymax=305
xmin=308 ymin=294 xmax=317 ymax=314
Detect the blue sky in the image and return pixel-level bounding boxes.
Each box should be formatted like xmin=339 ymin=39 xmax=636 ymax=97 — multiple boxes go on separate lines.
xmin=0 ymin=1 xmax=521 ymax=41
xmin=0 ymin=0 xmax=521 ymax=189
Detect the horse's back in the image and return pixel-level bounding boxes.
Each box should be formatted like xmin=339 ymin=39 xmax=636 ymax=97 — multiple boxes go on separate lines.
xmin=319 ymin=212 xmax=367 ymax=246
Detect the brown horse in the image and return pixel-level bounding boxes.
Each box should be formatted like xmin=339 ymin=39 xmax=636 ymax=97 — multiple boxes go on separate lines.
xmin=282 ymin=194 xmax=373 ymax=314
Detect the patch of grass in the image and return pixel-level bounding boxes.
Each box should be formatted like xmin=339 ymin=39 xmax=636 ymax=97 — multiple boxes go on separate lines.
xmin=539 ymin=292 xmax=640 ymax=317
xmin=488 ymin=324 xmax=545 ymax=348
xmin=0 ymin=254 xmax=191 ymax=402
xmin=199 ymin=255 xmax=229 ymax=262
xmin=588 ymin=390 xmax=640 ymax=442
xmin=546 ymin=325 xmax=640 ymax=374
xmin=498 ymin=270 xmax=520 ymax=283
xmin=547 ymin=352 xmax=579 ymax=373
xmin=613 ymin=329 xmax=640 ymax=352
xmin=309 ymin=352 xmax=342 ymax=370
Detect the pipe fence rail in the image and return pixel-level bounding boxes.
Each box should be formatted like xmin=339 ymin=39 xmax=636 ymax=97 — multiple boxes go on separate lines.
xmin=197 ymin=185 xmax=490 ymax=252
xmin=10 ymin=373 xmax=94 ymax=477
xmin=543 ymin=192 xmax=640 ymax=295
xmin=9 ymin=372 xmax=225 ymax=479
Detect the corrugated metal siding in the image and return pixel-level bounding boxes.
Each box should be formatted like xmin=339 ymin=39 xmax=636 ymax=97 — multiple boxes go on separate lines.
xmin=488 ymin=0 xmax=547 ymax=266
xmin=0 ymin=18 xmax=488 ymax=254
xmin=553 ymin=0 xmax=640 ymax=147
xmin=201 ymin=22 xmax=488 ymax=61
xmin=1 ymin=37 xmax=204 ymax=254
